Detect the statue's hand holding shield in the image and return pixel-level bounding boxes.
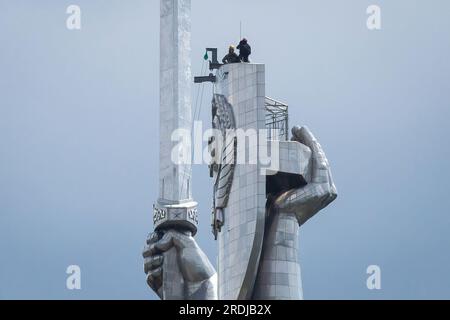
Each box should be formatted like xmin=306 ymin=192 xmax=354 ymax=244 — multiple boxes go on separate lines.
xmin=273 ymin=126 xmax=338 ymax=225
xmin=254 ymin=126 xmax=337 ymax=300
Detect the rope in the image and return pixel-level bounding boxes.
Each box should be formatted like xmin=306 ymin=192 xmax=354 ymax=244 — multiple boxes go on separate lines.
xmin=182 ymin=55 xmax=214 ymax=200
xmin=193 ymin=61 xmax=206 ymax=123
xmin=197 ymin=79 xmax=206 ymax=121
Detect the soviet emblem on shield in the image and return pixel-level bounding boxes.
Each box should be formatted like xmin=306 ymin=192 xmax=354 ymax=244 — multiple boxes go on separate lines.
xmin=209 ymin=94 xmax=237 ymax=240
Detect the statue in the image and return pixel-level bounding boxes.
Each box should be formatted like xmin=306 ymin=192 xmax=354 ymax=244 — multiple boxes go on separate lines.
xmin=143 ymin=0 xmax=337 ymax=300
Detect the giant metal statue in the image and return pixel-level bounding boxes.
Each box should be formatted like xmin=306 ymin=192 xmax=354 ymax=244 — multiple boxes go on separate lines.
xmin=143 ymin=0 xmax=337 ymax=300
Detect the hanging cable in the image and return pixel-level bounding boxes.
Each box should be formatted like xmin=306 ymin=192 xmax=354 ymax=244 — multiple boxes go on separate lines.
xmin=182 ymin=58 xmax=207 ymax=200
xmin=193 ymin=60 xmax=206 ymax=123
xmin=197 ymin=79 xmax=206 ymax=122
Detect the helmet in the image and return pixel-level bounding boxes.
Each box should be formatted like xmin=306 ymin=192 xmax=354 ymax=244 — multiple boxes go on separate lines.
xmin=229 ymin=45 xmax=235 ymax=51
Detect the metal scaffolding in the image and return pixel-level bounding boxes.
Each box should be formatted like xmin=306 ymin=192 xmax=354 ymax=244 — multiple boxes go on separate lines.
xmin=265 ymin=97 xmax=289 ymax=141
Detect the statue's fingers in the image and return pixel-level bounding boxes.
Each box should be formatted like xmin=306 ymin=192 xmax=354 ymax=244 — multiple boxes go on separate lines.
xmin=318 ymin=154 xmax=337 ymax=208
xmin=151 ymin=231 xmax=175 ymax=254
xmin=144 ymin=255 xmax=164 ymax=274
xmin=143 ymin=231 xmax=175 ymax=258
xmin=327 ymin=168 xmax=338 ymax=201
xmin=292 ymin=126 xmax=328 ymax=167
xmin=319 ymin=184 xmax=336 ymax=210
xmin=146 ymin=232 xmax=161 ymax=245
xmin=146 ymin=267 xmax=163 ymax=292
xmin=276 ymin=182 xmax=335 ymax=212
xmin=143 ymin=231 xmax=170 ymax=258
xmin=142 ymin=243 xmax=152 ymax=258
xmin=142 ymin=233 xmax=173 ymax=258
xmin=274 ymin=184 xmax=321 ymax=213
xmin=292 ymin=126 xmax=330 ymax=184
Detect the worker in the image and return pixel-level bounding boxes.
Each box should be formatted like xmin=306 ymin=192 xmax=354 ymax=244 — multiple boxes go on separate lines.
xmin=222 ymin=45 xmax=240 ymax=64
xmin=237 ymin=38 xmax=251 ymax=63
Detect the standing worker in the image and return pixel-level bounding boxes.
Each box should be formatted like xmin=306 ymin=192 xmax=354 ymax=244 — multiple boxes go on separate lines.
xmin=237 ymin=38 xmax=251 ymax=62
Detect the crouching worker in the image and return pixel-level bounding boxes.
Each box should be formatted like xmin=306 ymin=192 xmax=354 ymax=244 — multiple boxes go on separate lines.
xmin=222 ymin=45 xmax=240 ymax=64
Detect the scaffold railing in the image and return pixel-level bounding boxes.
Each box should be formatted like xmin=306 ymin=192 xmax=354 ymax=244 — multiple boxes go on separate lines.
xmin=265 ymin=97 xmax=289 ymax=141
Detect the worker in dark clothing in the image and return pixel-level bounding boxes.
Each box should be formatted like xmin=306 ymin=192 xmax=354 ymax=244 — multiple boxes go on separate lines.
xmin=222 ymin=45 xmax=241 ymax=64
xmin=237 ymin=38 xmax=251 ymax=62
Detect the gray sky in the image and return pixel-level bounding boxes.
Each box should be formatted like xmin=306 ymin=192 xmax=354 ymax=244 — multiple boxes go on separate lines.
xmin=1 ymin=0 xmax=450 ymax=299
